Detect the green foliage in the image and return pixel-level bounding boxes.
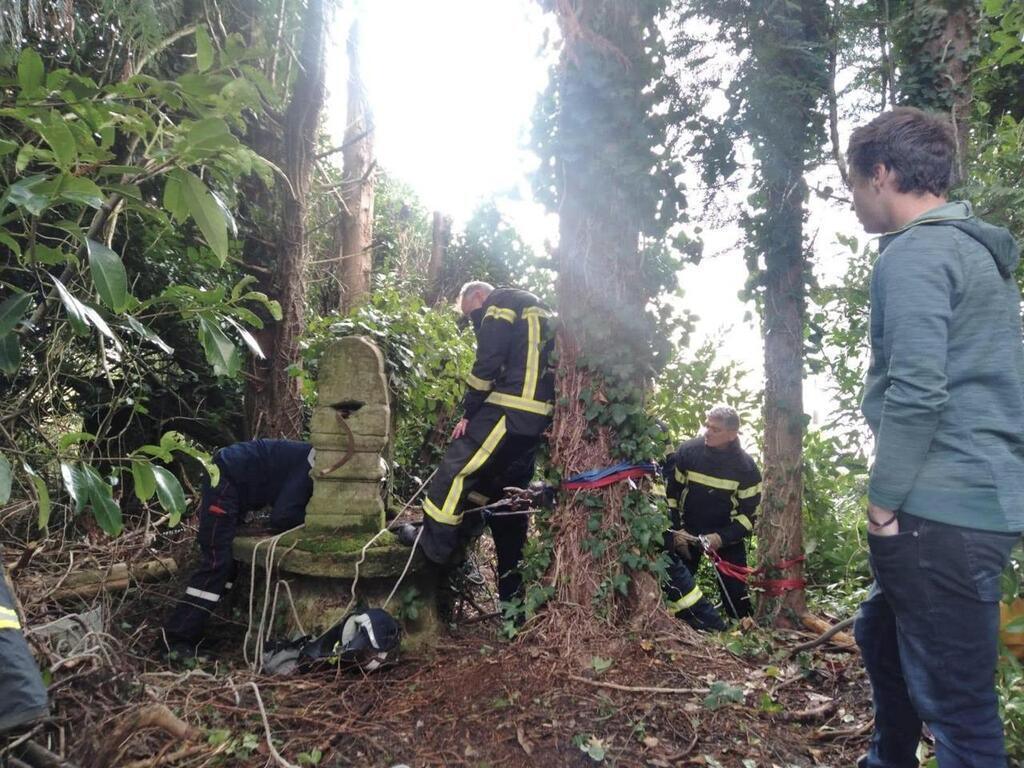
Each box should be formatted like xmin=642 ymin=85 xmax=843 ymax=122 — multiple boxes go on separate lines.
xmin=703 ymin=680 xmax=746 ymax=710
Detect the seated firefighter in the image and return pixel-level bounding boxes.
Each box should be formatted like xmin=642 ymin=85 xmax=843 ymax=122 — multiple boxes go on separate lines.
xmin=158 ymin=439 xmax=314 ymax=657
xmin=400 ymin=281 xmax=554 ymax=606
xmin=666 ymin=405 xmax=761 ymax=620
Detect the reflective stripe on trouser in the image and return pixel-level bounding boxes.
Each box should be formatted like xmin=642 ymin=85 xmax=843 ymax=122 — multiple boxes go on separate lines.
xmin=678 ymin=540 xmax=751 ymax=619
xmin=663 ymin=551 xmax=726 ymax=631
xmin=0 ymin=555 xmax=48 ymax=734
xmin=421 ymin=407 xmax=539 ymax=568
xmin=163 ymin=478 xmax=240 ymax=645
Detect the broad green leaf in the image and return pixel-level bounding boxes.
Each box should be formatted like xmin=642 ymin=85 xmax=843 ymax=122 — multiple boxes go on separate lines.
xmin=198 ymin=316 xmax=240 ymax=377
xmin=162 ymin=173 xmax=187 ymax=223
xmin=0 ymin=231 xmax=21 ymax=256
xmin=38 ymin=111 xmax=77 ymax=170
xmin=231 ymin=274 xmax=258 ymax=300
xmin=0 ymin=333 xmax=21 ymax=375
xmin=51 ymin=278 xmax=91 ymax=335
xmin=80 ymin=304 xmax=121 ymax=348
xmin=57 ymin=431 xmax=97 ymax=451
xmin=6 ymin=175 xmax=51 ymax=216
xmin=180 ymin=171 xmax=228 ymax=264
xmin=0 ymin=292 xmax=33 ymax=336
xmin=185 ymin=117 xmax=235 ymax=153
xmin=86 ymin=238 xmax=129 ymax=312
xmin=226 ymin=317 xmax=264 ymax=359
xmin=195 ymin=27 xmax=214 ymax=73
xmin=131 ymin=461 xmax=156 ymax=503
xmin=23 ymin=463 xmax=51 ymax=529
xmin=126 ymin=316 xmax=174 ymax=354
xmin=60 ymin=461 xmax=88 ymax=512
xmin=81 ymin=464 xmax=123 ymax=536
xmin=0 ymin=453 xmax=11 ymax=504
xmin=0 ymin=139 xmax=18 ymax=156
xmin=17 ymin=49 xmax=44 ymax=94
xmin=152 ymin=465 xmax=186 ymax=526
xmin=57 ymin=176 xmax=105 ymax=209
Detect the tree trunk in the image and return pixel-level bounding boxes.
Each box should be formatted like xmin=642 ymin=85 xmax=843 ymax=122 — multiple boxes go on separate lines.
xmin=338 ymin=18 xmax=375 ymax=314
xmin=426 ymin=211 xmax=449 ymax=304
xmin=536 ymin=0 xmax=678 ymax=644
xmin=245 ymin=0 xmax=326 ymax=438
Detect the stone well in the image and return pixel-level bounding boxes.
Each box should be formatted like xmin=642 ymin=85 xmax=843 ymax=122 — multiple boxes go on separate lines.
xmin=234 ymin=336 xmax=441 ymax=651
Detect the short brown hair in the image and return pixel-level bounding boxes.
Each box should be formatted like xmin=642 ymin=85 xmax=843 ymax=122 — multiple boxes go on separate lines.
xmin=847 ymin=107 xmax=956 ymax=195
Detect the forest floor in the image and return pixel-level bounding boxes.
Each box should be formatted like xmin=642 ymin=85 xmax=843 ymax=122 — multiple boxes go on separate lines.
xmin=1 ymin=506 xmax=874 ymax=768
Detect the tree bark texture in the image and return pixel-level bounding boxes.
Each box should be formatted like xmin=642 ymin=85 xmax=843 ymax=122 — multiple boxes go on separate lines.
xmin=338 ymin=18 xmax=375 ymax=314
xmin=540 ymin=0 xmax=671 ymax=642
xmin=245 ymin=0 xmax=326 ymax=438
xmin=426 ymin=211 xmax=449 ymax=304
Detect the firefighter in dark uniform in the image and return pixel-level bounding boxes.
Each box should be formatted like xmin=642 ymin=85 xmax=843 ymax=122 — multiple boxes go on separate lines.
xmin=159 ymin=439 xmax=314 ymax=656
xmin=0 ymin=555 xmax=48 ymax=734
xmin=666 ymin=405 xmax=761 ymax=619
xmin=655 ymin=440 xmax=727 ymax=631
xmin=414 ymin=281 xmax=554 ymax=605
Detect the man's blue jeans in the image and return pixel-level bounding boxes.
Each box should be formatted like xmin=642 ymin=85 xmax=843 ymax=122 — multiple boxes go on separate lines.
xmin=855 ymin=512 xmax=1020 ymax=768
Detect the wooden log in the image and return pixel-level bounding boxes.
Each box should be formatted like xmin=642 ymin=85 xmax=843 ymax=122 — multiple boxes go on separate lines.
xmin=796 ymin=613 xmax=856 ymax=650
xmin=39 ymin=557 xmax=177 ymax=601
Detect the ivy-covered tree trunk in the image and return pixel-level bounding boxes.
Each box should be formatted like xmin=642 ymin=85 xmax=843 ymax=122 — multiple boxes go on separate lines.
xmin=743 ymin=0 xmax=829 ymax=623
xmin=531 ymin=0 xmax=684 ymax=641
xmin=339 ymin=18 xmax=374 ymax=314
xmin=890 ymin=0 xmax=979 ymax=181
xmin=245 ymin=0 xmax=326 ymax=438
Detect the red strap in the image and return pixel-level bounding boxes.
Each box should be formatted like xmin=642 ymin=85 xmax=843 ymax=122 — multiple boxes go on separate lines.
xmin=209 ymin=504 xmax=227 ymax=516
xmin=562 ymin=468 xmax=652 ymax=491
xmin=706 ymin=549 xmax=806 ymax=594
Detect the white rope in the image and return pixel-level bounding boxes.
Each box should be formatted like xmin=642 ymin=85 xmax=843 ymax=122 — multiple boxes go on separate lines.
xmin=383 ymin=524 xmax=423 ymax=609
xmin=243 ymin=524 xmax=304 ymax=670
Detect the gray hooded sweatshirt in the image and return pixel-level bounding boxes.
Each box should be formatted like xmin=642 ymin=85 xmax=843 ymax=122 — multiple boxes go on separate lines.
xmin=862 ymin=201 xmax=1024 ymax=532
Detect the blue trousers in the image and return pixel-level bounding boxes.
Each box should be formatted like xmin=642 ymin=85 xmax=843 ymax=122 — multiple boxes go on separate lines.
xmin=856 ymin=512 xmax=1019 ymax=768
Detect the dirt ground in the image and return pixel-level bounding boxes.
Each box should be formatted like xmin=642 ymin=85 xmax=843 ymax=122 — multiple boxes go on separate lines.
xmin=1 ymin=508 xmax=873 ymax=767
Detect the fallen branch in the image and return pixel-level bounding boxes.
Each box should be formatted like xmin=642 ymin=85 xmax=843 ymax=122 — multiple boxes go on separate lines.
xmin=777 ymin=699 xmax=838 ymax=722
xmin=568 ymin=675 xmax=708 ymax=695
xmin=16 ymin=741 xmax=79 ymax=768
xmin=790 ymin=614 xmax=857 ymax=655
xmin=247 ymin=681 xmax=301 ymax=768
xmin=38 ymin=557 xmax=177 ymax=602
xmin=92 ymin=704 xmax=198 ymax=768
xmin=812 ymin=718 xmax=874 ymax=741
xmin=120 ymin=744 xmax=212 ymax=768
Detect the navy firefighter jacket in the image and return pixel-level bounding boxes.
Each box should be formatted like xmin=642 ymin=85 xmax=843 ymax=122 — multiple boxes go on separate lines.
xmin=214 ymin=439 xmax=313 ymax=524
xmin=665 ymin=437 xmax=762 ymax=547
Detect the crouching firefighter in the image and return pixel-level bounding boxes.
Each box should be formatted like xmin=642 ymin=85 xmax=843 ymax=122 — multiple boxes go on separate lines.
xmin=0 ymin=554 xmax=48 ymax=734
xmin=158 ymin=439 xmax=315 ymax=657
xmin=401 ymin=281 xmax=554 ymax=605
xmin=666 ymin=405 xmax=761 ymax=619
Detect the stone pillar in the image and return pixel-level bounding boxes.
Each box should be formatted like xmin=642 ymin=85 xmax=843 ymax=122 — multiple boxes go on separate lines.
xmin=234 ymin=336 xmax=441 ymax=651
xmin=305 ymin=336 xmax=390 ymax=533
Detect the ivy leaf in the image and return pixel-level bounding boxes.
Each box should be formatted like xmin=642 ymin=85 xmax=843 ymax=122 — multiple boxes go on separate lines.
xmin=17 ymin=48 xmax=44 ymax=95
xmin=131 ymin=461 xmax=157 ymax=503
xmin=0 ymin=333 xmax=21 ymax=375
xmin=126 ymin=316 xmax=174 ymax=355
xmin=180 ymin=170 xmax=228 ymax=264
xmin=59 ymin=461 xmax=88 ymax=512
xmin=23 ymin=462 xmax=51 ymax=529
xmin=0 ymin=292 xmax=34 ymax=336
xmin=80 ymin=464 xmax=123 ymax=536
xmin=86 ymin=239 xmax=130 ymax=312
xmin=195 ymin=27 xmax=214 ymax=73
xmin=57 ymin=431 xmax=96 ymax=451
xmin=0 ymin=452 xmax=11 ymax=505
xmin=198 ymin=316 xmax=240 ymax=377
xmin=151 ymin=466 xmax=186 ymax=526
xmin=51 ymin=278 xmax=91 ymax=335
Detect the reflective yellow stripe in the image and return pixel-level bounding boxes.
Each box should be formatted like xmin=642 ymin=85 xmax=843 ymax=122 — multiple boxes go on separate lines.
xmin=651 ymin=483 xmax=666 ymax=498
xmin=668 ymin=586 xmax=703 ymax=612
xmin=686 ymin=470 xmax=739 ymax=491
xmin=737 ymin=483 xmax=761 ymax=499
xmin=467 ymin=491 xmax=490 ymax=506
xmin=674 ymin=467 xmax=686 ymax=484
xmin=521 ymin=309 xmax=541 ymax=401
xmin=521 ymin=307 xmax=551 ymax=320
xmin=426 ymin=416 xmax=508 ymax=525
xmin=466 ymin=373 xmax=493 ymax=391
xmin=733 ymin=513 xmax=753 ymax=531
xmin=485 ymin=392 xmax=554 ymax=416
xmin=484 ymin=306 xmax=517 ymax=323
xmin=666 ymin=497 xmax=678 ymax=508
xmin=0 ymin=606 xmax=21 ymax=630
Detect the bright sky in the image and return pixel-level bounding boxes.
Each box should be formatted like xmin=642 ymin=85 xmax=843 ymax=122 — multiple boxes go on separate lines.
xmin=324 ymin=1 xmax=864 ymax=425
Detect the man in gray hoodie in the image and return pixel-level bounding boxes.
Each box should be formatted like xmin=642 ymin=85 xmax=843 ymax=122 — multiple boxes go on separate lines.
xmin=849 ymin=107 xmax=1024 ymax=768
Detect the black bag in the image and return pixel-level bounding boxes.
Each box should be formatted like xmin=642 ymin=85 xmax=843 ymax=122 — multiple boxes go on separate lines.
xmin=297 ymin=609 xmax=401 ymax=673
